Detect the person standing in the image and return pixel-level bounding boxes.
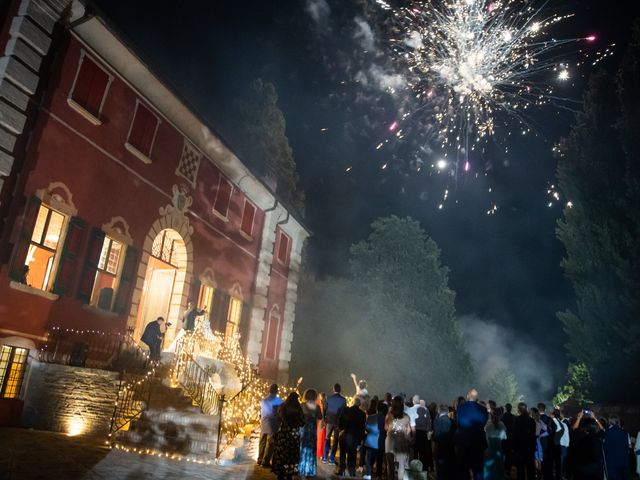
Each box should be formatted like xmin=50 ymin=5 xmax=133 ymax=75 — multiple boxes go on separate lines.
xmin=433 ymin=404 xmax=456 ymax=480
xmin=141 ymin=316 xmax=165 ymax=360
xmin=549 ymin=409 xmax=569 ymax=480
xmin=502 ymin=403 xmax=516 ymax=477
xmin=323 ymin=383 xmax=347 ymax=465
xmin=513 ymin=402 xmax=537 ymax=480
xmin=538 ymin=403 xmax=553 ymax=480
xmin=182 ymin=301 xmax=205 ymax=332
xmin=258 ymin=383 xmax=284 ymax=468
xmin=531 ymin=407 xmax=548 ymax=477
xmin=484 ymin=411 xmax=507 ymax=480
xmin=338 ymin=396 xmax=367 ymax=477
xmin=567 ymin=412 xmax=605 ymax=480
xmin=272 ymin=392 xmax=305 ymax=480
xmin=414 ymin=399 xmax=432 ymax=471
xmin=364 ymin=397 xmax=384 ymax=480
xmin=299 ymin=389 xmax=323 ymax=478
xmin=603 ymin=415 xmax=631 ymax=480
xmin=455 ymin=389 xmax=488 ymax=480
xmin=385 ymin=395 xmax=412 ymax=480
xmin=316 ymin=392 xmax=327 ymax=459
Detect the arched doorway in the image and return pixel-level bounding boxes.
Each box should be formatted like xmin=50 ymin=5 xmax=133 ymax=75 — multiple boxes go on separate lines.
xmin=133 ymin=228 xmax=188 ymax=344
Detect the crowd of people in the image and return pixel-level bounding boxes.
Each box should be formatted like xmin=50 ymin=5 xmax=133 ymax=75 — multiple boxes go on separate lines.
xmin=256 ymin=375 xmax=639 ymax=480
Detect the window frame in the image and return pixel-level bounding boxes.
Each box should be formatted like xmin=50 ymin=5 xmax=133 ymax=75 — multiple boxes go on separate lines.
xmin=26 ymin=204 xmax=67 ymax=292
xmin=225 ymin=297 xmax=243 ymax=338
xmin=239 ymin=198 xmax=257 ymax=240
xmin=212 ymin=175 xmax=233 ymax=221
xmin=90 ymin=235 xmax=125 ymax=311
xmin=124 ymin=99 xmax=160 ymax=165
xmin=67 ymin=50 xmax=113 ymax=126
xmin=0 ymin=345 xmax=29 ymax=399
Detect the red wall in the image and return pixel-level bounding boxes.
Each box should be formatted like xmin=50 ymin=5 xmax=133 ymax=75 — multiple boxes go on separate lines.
xmin=0 ymin=36 xmax=267 ymax=340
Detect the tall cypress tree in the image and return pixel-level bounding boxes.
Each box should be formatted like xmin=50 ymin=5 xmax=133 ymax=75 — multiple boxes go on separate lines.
xmin=556 ymin=24 xmax=640 ymax=402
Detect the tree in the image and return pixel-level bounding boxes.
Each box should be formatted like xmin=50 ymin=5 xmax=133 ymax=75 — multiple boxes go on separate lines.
xmin=486 ymin=368 xmax=523 ymax=406
xmin=291 ymin=216 xmax=473 ymax=400
xmin=231 ymin=79 xmax=305 ymax=214
xmin=555 ymin=23 xmax=640 ymax=402
xmin=552 ymin=363 xmax=593 ymax=407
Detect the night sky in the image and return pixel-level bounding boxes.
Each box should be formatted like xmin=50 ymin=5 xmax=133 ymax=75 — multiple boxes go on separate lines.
xmin=94 ymin=0 xmax=640 ymax=392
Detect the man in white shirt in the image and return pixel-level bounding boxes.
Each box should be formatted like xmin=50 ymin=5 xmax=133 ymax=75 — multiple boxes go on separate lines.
xmin=550 ymin=408 xmax=570 ymax=480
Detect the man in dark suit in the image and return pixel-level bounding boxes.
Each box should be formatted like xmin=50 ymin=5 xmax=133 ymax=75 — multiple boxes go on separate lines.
xmin=502 ymin=403 xmax=516 ymax=477
xmin=182 ymin=302 xmax=205 ymax=331
xmin=603 ymin=415 xmax=630 ymax=480
xmin=338 ymin=396 xmax=366 ymax=477
xmin=323 ymin=383 xmax=347 ymax=465
xmin=433 ymin=404 xmax=456 ymax=480
xmin=141 ymin=316 xmax=165 ymax=360
xmin=455 ymin=389 xmax=488 ymax=480
xmin=513 ymin=402 xmax=537 ymax=480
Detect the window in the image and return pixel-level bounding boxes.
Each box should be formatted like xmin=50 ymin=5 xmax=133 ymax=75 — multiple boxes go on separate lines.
xmin=225 ymin=297 xmax=243 ymax=338
xmin=240 ymin=200 xmax=256 ymax=239
xmin=197 ymin=284 xmax=214 ymax=312
xmin=176 ymin=141 xmax=202 ymax=187
xmin=125 ymin=101 xmax=159 ymax=163
xmin=152 ymin=230 xmax=179 ymax=267
xmin=0 ymin=345 xmax=29 ymax=399
xmin=277 ymin=231 xmax=290 ymax=265
xmin=90 ymin=236 xmax=123 ymax=309
xmin=264 ymin=310 xmax=281 ymax=360
xmin=69 ymin=54 xmax=110 ymax=123
xmin=25 ymin=204 xmax=65 ymax=290
xmin=213 ymin=176 xmax=232 ymax=219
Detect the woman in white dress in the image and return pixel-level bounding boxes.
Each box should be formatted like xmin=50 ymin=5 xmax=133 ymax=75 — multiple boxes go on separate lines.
xmin=385 ymin=395 xmax=411 ymax=480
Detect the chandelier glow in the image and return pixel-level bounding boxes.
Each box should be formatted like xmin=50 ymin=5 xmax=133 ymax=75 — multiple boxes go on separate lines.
xmin=388 ymin=0 xmax=595 ymax=161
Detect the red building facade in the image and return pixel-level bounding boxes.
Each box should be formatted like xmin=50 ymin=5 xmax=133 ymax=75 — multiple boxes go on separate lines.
xmin=0 ymin=0 xmax=308 ymax=403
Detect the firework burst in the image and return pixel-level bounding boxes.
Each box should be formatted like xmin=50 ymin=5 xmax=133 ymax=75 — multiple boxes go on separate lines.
xmin=387 ymin=0 xmax=596 ymax=167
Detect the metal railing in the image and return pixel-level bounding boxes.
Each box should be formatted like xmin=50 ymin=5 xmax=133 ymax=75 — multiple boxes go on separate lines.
xmin=178 ymin=353 xmax=222 ymax=415
xmin=39 ymin=326 xmax=150 ymax=373
xmin=108 ymin=368 xmax=156 ymax=436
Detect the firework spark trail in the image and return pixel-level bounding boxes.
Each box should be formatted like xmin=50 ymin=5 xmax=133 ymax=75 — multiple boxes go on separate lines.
xmin=385 ymin=0 xmax=597 ymax=172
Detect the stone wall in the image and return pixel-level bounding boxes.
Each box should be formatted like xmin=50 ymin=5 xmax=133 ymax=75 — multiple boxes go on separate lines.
xmin=22 ymin=360 xmax=119 ymax=436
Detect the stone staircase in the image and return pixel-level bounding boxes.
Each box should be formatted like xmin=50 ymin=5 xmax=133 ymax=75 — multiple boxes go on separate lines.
xmin=115 ymin=378 xmax=220 ymax=460
xmin=217 ymin=425 xmax=261 ymax=465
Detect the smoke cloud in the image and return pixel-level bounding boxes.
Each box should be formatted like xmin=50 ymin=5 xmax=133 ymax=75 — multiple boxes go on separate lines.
xmin=305 ymin=0 xmax=331 ymax=26
xmin=460 ymin=315 xmax=556 ymax=403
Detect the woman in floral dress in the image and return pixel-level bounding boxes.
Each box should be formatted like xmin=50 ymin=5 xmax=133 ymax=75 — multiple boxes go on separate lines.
xmin=272 ymin=392 xmax=305 ymax=480
xmin=299 ymin=389 xmax=323 ymax=477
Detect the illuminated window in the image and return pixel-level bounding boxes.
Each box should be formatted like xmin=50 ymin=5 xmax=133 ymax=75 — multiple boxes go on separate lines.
xmin=240 ymin=200 xmax=256 ymax=238
xmin=277 ymin=231 xmax=290 ymax=265
xmin=25 ymin=204 xmax=65 ymax=290
xmin=126 ymin=101 xmax=159 ymax=163
xmin=197 ymin=284 xmax=215 ymax=313
xmin=213 ymin=176 xmax=232 ymax=219
xmin=152 ymin=230 xmax=179 ymax=267
xmin=0 ymin=345 xmax=29 ymax=399
xmin=69 ymin=54 xmax=110 ymax=120
xmin=225 ymin=297 xmax=243 ymax=338
xmin=90 ymin=236 xmax=123 ymax=309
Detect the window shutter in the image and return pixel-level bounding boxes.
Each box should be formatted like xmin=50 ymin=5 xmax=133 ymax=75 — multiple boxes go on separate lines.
xmin=241 ymin=202 xmax=256 ymax=237
xmin=76 ymin=228 xmax=105 ymax=303
xmin=209 ymin=290 xmax=231 ymax=334
xmin=190 ymin=278 xmax=201 ymax=307
xmin=72 ymin=57 xmax=108 ymax=116
xmin=265 ymin=313 xmax=281 ymax=360
xmin=214 ymin=178 xmax=232 ymax=217
xmin=113 ymin=246 xmax=138 ymax=314
xmin=238 ymin=302 xmax=252 ymax=353
xmin=278 ymin=232 xmax=289 ymax=263
xmin=8 ymin=195 xmax=42 ymax=282
xmin=129 ymin=104 xmax=156 ymax=156
xmin=52 ymin=217 xmax=87 ymax=296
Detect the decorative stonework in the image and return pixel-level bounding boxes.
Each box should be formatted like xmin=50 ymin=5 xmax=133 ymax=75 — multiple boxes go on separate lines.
xmin=175 ymin=140 xmax=202 ymax=188
xmin=35 ymin=180 xmax=77 ymax=215
xmin=101 ymin=216 xmax=133 ymax=245
xmin=158 ymin=184 xmax=193 ymax=235
xmin=199 ymin=267 xmax=217 ymax=287
xmin=230 ymin=282 xmax=243 ymax=301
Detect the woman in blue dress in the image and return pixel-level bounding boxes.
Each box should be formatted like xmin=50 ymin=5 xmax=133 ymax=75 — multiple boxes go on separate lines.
xmin=299 ymin=389 xmax=322 ymax=478
xmin=484 ymin=410 xmax=507 ymax=480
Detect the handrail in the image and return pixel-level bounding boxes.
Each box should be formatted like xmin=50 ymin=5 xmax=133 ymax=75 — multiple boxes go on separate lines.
xmin=108 ymin=366 xmax=156 ymax=438
xmin=177 ymin=353 xmax=222 ymax=415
